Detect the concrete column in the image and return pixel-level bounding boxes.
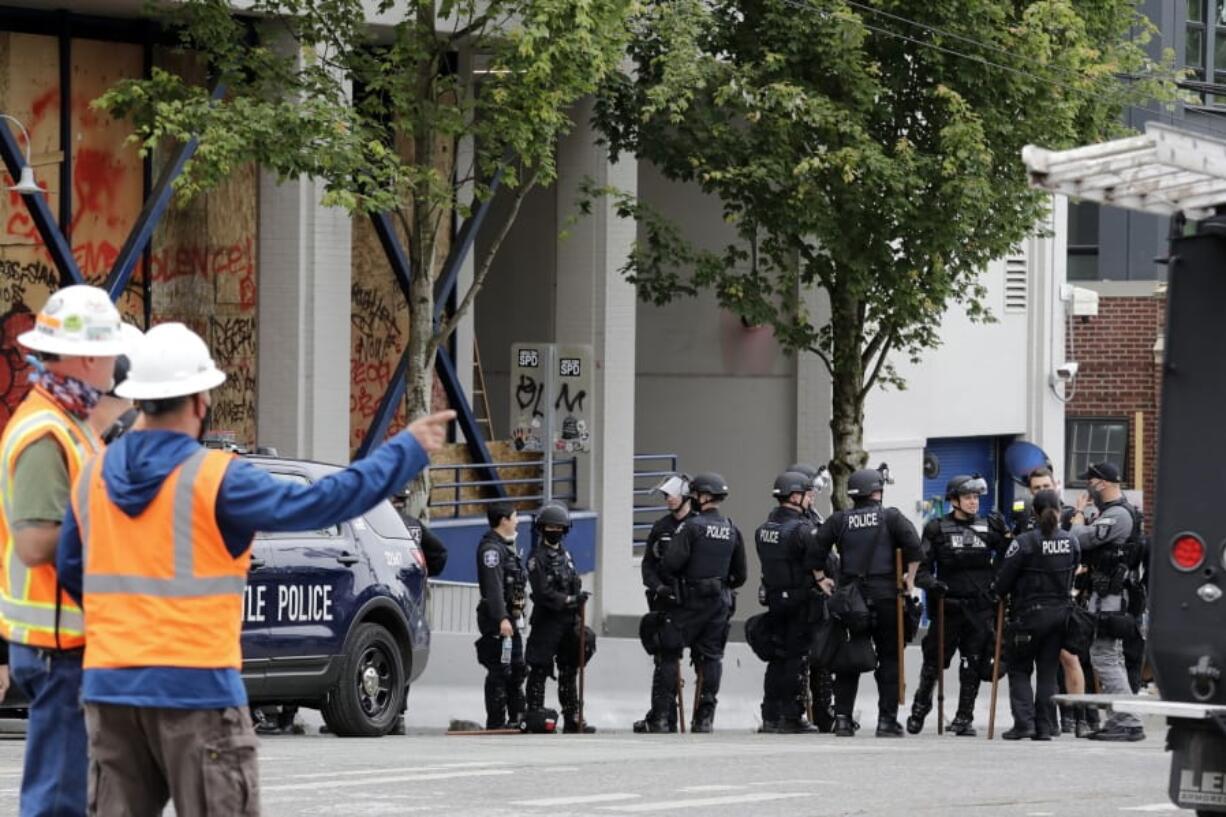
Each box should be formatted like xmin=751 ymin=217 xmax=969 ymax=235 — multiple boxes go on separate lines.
xmin=256 ymin=173 xmax=353 ymax=465
xmin=1025 ymin=194 xmax=1068 ymax=479
xmin=555 ymin=97 xmax=639 ymax=630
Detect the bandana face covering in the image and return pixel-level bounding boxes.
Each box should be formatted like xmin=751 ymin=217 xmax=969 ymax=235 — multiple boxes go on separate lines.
xmin=31 ymin=368 xmax=102 ymax=419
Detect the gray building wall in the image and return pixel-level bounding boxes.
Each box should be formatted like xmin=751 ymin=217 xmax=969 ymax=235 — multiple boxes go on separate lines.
xmin=633 ymin=162 xmax=800 ymax=608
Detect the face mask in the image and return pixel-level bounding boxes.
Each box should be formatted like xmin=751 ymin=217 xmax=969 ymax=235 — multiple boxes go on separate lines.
xmin=542 ymin=529 xmax=564 ymax=546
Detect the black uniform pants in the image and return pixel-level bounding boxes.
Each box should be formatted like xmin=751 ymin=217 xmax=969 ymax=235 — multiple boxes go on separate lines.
xmin=476 ymin=631 xmax=525 ymax=729
xmin=918 ymin=598 xmax=992 ymax=711
xmin=1007 ymin=605 xmax=1069 ymax=735
xmin=762 ymin=607 xmax=811 ymax=722
xmin=526 ymin=611 xmax=583 ymax=717
xmin=834 ymin=597 xmax=902 ymax=721
xmin=644 ymin=597 xmax=683 ymax=727
xmin=659 ymin=595 xmax=731 ymax=720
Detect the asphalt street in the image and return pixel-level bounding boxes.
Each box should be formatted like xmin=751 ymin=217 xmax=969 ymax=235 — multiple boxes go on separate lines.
xmin=0 ymin=724 xmax=1181 ymax=816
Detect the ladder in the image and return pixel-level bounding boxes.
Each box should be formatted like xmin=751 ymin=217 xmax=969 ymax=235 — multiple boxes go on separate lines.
xmin=472 ymin=340 xmax=495 ymax=439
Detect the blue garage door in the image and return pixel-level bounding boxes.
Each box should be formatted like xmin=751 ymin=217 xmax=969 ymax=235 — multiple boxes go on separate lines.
xmin=922 ymin=437 xmax=999 ymax=521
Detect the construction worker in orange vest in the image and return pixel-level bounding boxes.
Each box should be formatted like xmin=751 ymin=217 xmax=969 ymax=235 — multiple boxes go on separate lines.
xmin=55 ymin=322 xmax=452 ymax=817
xmin=0 ymin=285 xmax=127 ymax=817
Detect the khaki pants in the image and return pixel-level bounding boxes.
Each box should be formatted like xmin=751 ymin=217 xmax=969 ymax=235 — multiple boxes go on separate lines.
xmin=84 ymin=703 xmax=260 ymax=817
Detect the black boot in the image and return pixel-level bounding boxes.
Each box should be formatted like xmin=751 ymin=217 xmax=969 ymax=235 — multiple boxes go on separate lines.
xmin=1002 ymin=723 xmax=1036 ymax=741
xmin=1059 ymin=704 xmax=1075 ymax=734
xmin=834 ymin=715 xmax=856 ymax=737
xmin=558 ymin=669 xmax=593 ymax=733
xmin=692 ymin=696 xmax=717 ymax=733
xmin=484 ymin=670 xmax=509 ymax=730
xmin=948 ymin=661 xmax=979 ymax=736
xmin=563 ymin=714 xmax=596 ymax=734
xmin=906 ymin=664 xmax=939 ymax=735
xmin=876 ymin=715 xmax=905 ymax=738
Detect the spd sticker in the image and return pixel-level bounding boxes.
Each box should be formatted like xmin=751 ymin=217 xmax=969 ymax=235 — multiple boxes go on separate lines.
xmin=483 ymin=549 xmax=501 ymax=568
xmin=1005 ymin=541 xmax=1020 ymax=559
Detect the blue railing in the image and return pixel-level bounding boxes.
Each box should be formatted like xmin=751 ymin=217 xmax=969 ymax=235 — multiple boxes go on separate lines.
xmin=632 ymin=453 xmax=680 ymax=548
xmin=427 ymin=458 xmax=578 ymax=518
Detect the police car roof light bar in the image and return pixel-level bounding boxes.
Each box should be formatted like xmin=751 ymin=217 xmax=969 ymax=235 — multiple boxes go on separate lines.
xmin=1023 ymin=123 xmax=1226 ymax=219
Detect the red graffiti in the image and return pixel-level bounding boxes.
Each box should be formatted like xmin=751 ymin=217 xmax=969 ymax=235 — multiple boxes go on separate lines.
xmin=72 ymin=148 xmax=127 ymax=231
xmin=0 ymin=307 xmax=36 ymax=433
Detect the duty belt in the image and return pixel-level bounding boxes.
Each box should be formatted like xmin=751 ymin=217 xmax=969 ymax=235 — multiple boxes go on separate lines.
xmin=684 ymin=577 xmax=726 ymax=596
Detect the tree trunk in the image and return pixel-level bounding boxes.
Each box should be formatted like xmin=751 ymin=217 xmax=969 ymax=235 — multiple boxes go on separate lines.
xmin=827 ymin=281 xmax=869 ymax=510
xmin=404 ymin=188 xmax=437 ymax=517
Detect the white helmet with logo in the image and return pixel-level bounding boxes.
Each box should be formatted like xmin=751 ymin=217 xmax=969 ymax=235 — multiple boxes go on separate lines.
xmin=17 ymin=285 xmax=127 ymax=357
xmin=115 ymin=322 xmax=226 ymax=400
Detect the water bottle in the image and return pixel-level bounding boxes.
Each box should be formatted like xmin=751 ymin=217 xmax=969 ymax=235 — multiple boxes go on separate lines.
xmin=501 ymin=635 xmax=512 ymax=666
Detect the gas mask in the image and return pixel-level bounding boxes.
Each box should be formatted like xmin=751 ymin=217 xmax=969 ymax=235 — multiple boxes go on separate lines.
xmin=542 ymin=529 xmax=564 ymax=546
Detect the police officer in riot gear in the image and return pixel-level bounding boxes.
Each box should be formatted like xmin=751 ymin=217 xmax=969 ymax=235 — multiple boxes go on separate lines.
xmin=994 ymin=489 xmax=1080 ymax=740
xmin=788 ymin=461 xmax=837 ymax=731
xmin=525 ymin=503 xmax=596 ymax=734
xmin=808 ymin=468 xmax=922 ymax=738
xmin=658 ymin=472 xmax=748 ymax=733
xmin=908 ymin=474 xmax=1009 ymax=737
xmin=475 ymin=503 xmax=528 ymax=729
xmin=634 ymin=474 xmax=693 ymax=733
xmin=1068 ymin=462 xmax=1145 ymax=741
xmin=756 ymin=471 xmax=822 ymax=733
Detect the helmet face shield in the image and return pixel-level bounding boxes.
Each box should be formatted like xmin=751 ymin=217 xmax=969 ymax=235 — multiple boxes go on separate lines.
xmin=654 ymin=475 xmax=690 ymax=499
xmin=957 ymin=477 xmax=988 ymax=496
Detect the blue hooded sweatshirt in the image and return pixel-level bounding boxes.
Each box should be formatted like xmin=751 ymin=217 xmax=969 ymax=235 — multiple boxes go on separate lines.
xmin=57 ymin=428 xmax=427 ymax=709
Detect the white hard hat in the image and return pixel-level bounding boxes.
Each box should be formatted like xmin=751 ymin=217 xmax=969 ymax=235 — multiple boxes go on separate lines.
xmin=115 ymin=322 xmax=227 ymax=400
xmin=17 ymin=285 xmax=128 ymax=357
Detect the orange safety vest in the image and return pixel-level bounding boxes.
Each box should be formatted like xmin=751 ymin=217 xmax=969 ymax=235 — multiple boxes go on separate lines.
xmin=0 ymin=386 xmax=99 ymax=649
xmin=73 ymin=446 xmax=250 ymax=671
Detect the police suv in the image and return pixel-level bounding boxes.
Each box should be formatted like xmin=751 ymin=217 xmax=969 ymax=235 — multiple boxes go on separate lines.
xmin=241 ymin=454 xmax=430 ymax=737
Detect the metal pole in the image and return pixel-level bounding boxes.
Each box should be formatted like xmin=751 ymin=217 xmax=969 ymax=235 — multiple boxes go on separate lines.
xmin=544 ymin=344 xmax=556 ymax=504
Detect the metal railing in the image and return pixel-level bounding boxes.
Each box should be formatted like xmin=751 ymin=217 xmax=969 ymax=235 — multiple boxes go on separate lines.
xmin=632 ymin=453 xmax=680 ymax=549
xmin=427 ymin=457 xmax=578 ymax=518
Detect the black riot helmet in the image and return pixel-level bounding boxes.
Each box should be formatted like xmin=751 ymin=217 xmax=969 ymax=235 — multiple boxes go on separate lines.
xmin=690 ymin=472 xmax=730 ymax=502
xmin=534 ymin=502 xmax=571 ymax=531
xmin=846 ymin=469 xmax=884 ymax=502
xmin=945 ymin=474 xmax=988 ymax=500
xmin=773 ymin=471 xmax=811 ymax=501
xmin=788 ymin=463 xmax=818 ymax=481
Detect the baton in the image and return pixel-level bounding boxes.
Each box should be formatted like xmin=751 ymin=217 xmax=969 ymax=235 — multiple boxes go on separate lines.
xmin=988 ymin=600 xmax=1005 ymax=740
xmin=896 ymin=550 xmax=906 ymax=705
xmin=937 ymin=595 xmax=946 ymax=736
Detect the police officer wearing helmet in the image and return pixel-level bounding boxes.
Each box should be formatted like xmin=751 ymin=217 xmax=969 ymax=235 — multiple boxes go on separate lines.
xmin=1068 ymin=462 xmax=1145 ymax=741
xmin=525 ymin=502 xmax=596 ymax=733
xmin=907 ymin=474 xmax=1009 ymax=737
xmin=658 ymin=472 xmax=747 ymax=732
xmin=807 ymin=468 xmax=922 ymax=738
xmin=788 ymin=461 xmax=838 ymax=731
xmin=994 ymin=489 xmax=1080 ymax=740
xmin=476 ymin=502 xmax=528 ymax=729
xmin=634 ymin=474 xmax=693 ymax=733
xmin=755 ymin=471 xmax=821 ymax=733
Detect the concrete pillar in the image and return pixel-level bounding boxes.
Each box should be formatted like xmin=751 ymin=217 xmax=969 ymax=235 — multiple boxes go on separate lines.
xmin=555 ymin=98 xmax=639 ymax=630
xmin=1025 ymin=194 xmax=1068 ymax=480
xmin=256 ymin=173 xmax=353 ymax=465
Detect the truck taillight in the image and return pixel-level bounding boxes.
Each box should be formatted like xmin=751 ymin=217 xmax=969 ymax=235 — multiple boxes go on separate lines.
xmin=1171 ymin=533 xmax=1206 ymax=571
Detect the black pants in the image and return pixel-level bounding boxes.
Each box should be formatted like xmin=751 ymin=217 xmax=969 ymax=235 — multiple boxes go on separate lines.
xmin=1007 ymin=604 xmax=1069 ymax=735
xmin=525 ymin=611 xmax=584 ymax=717
xmin=477 ymin=632 xmax=525 ymax=729
xmin=834 ymin=597 xmax=901 ymax=721
xmin=917 ymin=598 xmax=992 ymax=715
xmin=762 ymin=607 xmax=811 ymax=722
xmin=659 ymin=595 xmax=731 ymax=721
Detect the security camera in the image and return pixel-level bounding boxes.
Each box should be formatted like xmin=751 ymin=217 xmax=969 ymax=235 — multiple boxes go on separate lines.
xmin=1054 ymin=362 xmax=1079 ymax=381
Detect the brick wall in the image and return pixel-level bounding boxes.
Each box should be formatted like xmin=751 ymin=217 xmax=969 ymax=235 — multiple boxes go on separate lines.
xmin=1065 ymin=291 xmax=1165 ymax=526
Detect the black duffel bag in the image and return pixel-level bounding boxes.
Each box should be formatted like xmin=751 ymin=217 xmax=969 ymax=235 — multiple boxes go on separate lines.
xmin=745 ymin=612 xmax=781 ymax=662
xmin=831 ymin=626 xmax=877 ymax=673
xmin=1064 ymin=605 xmax=1095 ymax=656
xmin=827 ymin=581 xmax=871 ymax=635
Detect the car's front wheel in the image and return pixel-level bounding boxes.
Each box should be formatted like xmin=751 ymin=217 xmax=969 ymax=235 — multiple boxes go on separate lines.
xmin=321 ymin=622 xmax=406 ymax=737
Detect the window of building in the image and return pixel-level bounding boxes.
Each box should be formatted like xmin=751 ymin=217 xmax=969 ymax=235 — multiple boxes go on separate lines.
xmin=1067 ymin=200 xmax=1099 ymax=281
xmin=1186 ymin=1 xmax=1226 ymax=105
xmin=1066 ymin=419 xmax=1129 ymax=488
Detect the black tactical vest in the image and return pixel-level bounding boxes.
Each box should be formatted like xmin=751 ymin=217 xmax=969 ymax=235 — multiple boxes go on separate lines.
xmin=935 ymin=516 xmax=995 ymax=573
xmin=838 ymin=505 xmax=895 ymax=578
xmin=756 ymin=509 xmax=808 ymax=592
xmin=1013 ymin=530 xmax=1078 ymax=604
xmin=683 ymin=512 xmax=737 ymax=582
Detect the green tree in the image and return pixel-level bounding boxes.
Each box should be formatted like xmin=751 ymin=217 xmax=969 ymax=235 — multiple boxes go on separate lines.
xmin=593 ymin=0 xmax=1176 ymax=506
xmin=98 ymin=0 xmax=630 ymax=502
